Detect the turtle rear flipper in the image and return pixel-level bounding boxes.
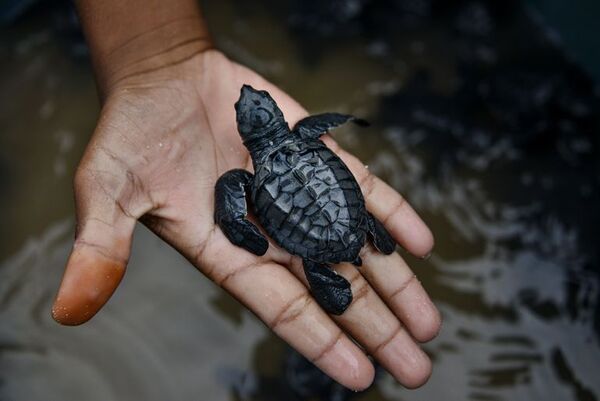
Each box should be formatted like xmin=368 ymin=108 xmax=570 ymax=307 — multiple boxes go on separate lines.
xmin=367 ymin=212 xmax=396 ymax=255
xmin=292 ymin=113 xmax=369 ymax=140
xmin=304 ymin=260 xmax=352 ymax=315
xmin=215 ymin=169 xmax=269 ymax=256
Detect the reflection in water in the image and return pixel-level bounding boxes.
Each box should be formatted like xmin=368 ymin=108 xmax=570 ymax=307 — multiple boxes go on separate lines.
xmin=1 ymin=1 xmax=599 ymax=400
xmin=0 ymin=221 xmax=267 ymax=401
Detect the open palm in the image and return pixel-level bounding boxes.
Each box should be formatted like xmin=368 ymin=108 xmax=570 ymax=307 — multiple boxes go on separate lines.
xmin=53 ymin=50 xmax=441 ymax=390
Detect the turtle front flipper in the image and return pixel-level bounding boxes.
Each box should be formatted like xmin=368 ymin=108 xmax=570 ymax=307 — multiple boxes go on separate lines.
xmin=303 ymin=260 xmax=352 ymax=315
xmin=367 ymin=212 xmax=396 ymax=255
xmin=214 ymin=169 xmax=268 ymax=256
xmin=292 ymin=113 xmax=369 ymax=140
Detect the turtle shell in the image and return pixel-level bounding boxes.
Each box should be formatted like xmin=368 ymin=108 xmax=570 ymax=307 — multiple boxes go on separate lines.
xmin=252 ymin=141 xmax=367 ymax=263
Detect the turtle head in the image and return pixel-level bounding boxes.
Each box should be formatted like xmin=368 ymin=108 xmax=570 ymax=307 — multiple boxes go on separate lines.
xmin=234 ymin=85 xmax=286 ymax=144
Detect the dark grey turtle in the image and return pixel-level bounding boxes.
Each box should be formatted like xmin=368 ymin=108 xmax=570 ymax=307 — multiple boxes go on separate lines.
xmin=214 ymin=85 xmax=396 ymax=315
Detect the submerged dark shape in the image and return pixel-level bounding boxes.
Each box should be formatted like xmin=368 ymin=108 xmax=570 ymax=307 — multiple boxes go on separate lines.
xmin=214 ymin=84 xmax=396 ymax=315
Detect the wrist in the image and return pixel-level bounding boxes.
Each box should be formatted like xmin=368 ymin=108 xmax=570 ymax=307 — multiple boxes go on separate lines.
xmin=99 ymin=18 xmax=212 ymax=97
xmin=75 ymin=0 xmax=212 ymax=99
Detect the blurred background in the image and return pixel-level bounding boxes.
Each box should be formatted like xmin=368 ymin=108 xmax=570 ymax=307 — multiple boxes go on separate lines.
xmin=1 ymin=0 xmax=599 ymax=400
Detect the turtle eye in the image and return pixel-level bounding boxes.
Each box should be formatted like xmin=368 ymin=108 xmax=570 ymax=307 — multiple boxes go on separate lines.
xmin=253 ymin=99 xmax=261 ymax=106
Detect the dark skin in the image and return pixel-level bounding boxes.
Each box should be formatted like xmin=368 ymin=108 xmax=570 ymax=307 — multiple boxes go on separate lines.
xmin=52 ymin=0 xmax=441 ymax=391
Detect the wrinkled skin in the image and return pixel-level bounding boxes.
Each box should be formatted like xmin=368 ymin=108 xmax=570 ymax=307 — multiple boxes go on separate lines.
xmin=52 ymin=49 xmax=441 ymax=390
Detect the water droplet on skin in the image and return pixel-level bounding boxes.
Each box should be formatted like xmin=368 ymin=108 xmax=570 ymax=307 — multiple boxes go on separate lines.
xmin=364 ymin=165 xmax=369 ymax=169
xmin=145 ymin=145 xmax=150 ymax=150
xmin=158 ymin=142 xmax=163 ymax=147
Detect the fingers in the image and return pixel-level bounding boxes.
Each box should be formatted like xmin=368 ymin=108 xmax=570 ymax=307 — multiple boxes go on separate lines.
xmin=287 ymin=260 xmax=433 ymax=389
xmin=198 ymin=232 xmax=375 ymax=391
xmin=334 ymin=263 xmax=433 ymax=388
xmin=322 ymin=136 xmax=434 ymax=257
xmin=349 ymin=168 xmax=440 ymax=337
xmin=359 ymin=246 xmax=441 ymax=343
xmin=52 ymin=168 xmax=142 ymax=325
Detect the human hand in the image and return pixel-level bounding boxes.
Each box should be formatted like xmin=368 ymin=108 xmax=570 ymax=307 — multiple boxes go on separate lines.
xmin=52 ymin=35 xmax=440 ymax=390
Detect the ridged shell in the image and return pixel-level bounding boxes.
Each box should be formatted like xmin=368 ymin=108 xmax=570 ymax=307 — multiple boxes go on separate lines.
xmin=252 ymin=141 xmax=367 ymax=263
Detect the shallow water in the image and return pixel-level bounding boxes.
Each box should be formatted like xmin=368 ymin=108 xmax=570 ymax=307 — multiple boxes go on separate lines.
xmin=1 ymin=1 xmax=599 ymax=401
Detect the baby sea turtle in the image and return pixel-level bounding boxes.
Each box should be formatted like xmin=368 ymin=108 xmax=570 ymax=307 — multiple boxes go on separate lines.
xmin=214 ymin=85 xmax=396 ymax=315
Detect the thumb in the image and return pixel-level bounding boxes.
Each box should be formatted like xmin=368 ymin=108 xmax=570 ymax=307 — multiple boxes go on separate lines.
xmin=52 ymin=172 xmax=139 ymax=325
